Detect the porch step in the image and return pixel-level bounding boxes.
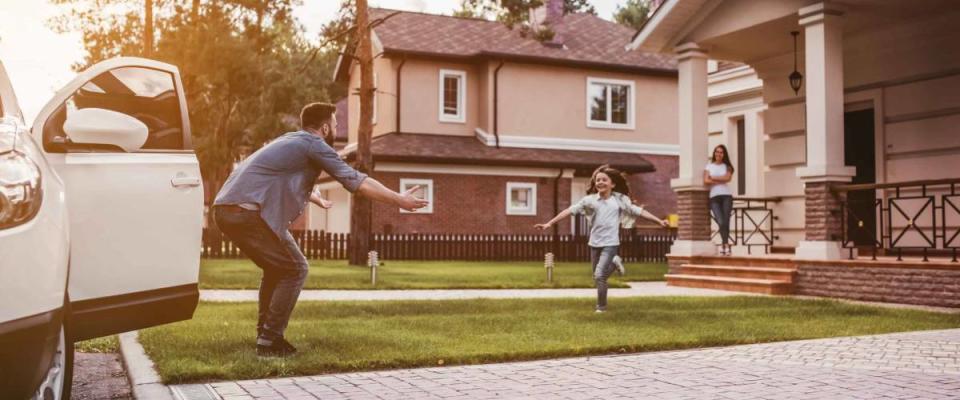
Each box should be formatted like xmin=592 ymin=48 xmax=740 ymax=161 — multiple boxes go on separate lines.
xmin=666 ymin=274 xmax=794 ymax=295
xmin=683 ymin=255 xmax=797 ymax=269
xmin=771 ymin=246 xmax=796 ymax=254
xmin=678 ymin=264 xmax=796 ymax=281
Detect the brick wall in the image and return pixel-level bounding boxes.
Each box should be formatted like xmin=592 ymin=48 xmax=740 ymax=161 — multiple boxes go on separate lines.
xmin=369 ymin=171 xmax=571 ymax=234
xmin=627 ymin=154 xmax=679 ymax=219
xmin=804 ymin=181 xmax=845 ymax=241
xmin=675 ymin=189 xmax=711 ymax=241
xmin=795 ymin=263 xmax=960 ymax=308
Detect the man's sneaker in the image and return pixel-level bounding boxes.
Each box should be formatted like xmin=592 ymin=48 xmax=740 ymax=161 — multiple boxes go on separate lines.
xmin=595 ymin=307 xmax=606 ymax=313
xmin=612 ymin=255 xmax=625 ymax=276
xmin=257 ymin=337 xmax=298 ymax=358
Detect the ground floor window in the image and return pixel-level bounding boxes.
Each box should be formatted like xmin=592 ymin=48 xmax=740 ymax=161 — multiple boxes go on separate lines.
xmin=506 ymin=182 xmax=537 ymax=215
xmin=399 ymin=178 xmax=433 ymax=214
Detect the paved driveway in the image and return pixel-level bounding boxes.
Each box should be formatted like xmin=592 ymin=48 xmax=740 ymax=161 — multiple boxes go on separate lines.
xmin=172 ymin=328 xmax=960 ymax=400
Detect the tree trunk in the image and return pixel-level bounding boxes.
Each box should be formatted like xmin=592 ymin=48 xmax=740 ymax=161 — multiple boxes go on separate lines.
xmin=144 ymin=0 xmax=154 ymax=56
xmin=349 ymin=0 xmax=374 ymax=265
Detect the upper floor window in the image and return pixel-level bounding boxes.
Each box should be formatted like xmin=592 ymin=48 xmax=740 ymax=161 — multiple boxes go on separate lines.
xmin=439 ymin=69 xmax=466 ymax=123
xmin=586 ymin=77 xmax=634 ymax=130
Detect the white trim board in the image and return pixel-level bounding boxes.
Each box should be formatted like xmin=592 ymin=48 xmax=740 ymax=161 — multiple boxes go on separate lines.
xmin=474 ymin=128 xmax=679 ymax=156
xmin=375 ymin=162 xmax=575 ymax=178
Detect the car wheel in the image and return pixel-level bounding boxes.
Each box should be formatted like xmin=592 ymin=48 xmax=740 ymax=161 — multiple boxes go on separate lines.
xmin=34 ymin=323 xmax=74 ymax=400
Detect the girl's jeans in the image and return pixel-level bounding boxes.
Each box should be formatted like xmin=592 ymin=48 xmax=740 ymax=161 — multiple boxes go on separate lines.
xmin=590 ymin=246 xmax=619 ymax=310
xmin=710 ymin=195 xmax=734 ymax=246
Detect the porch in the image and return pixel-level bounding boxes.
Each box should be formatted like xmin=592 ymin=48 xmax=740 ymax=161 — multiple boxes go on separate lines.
xmin=629 ymin=0 xmax=960 ymax=307
xmin=666 ymin=178 xmax=960 ymax=308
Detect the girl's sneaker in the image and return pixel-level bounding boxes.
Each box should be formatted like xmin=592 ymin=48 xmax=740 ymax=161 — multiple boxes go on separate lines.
xmin=612 ymin=255 xmax=625 ymax=276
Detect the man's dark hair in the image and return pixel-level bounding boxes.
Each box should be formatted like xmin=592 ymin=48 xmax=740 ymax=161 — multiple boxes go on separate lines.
xmin=300 ymin=102 xmax=337 ymax=131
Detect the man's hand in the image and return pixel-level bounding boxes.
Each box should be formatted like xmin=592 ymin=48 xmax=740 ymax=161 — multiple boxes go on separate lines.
xmin=317 ymin=197 xmax=334 ymax=209
xmin=534 ymin=223 xmax=551 ymax=230
xmin=398 ymin=185 xmax=429 ymax=211
xmin=659 ymin=219 xmax=670 ymax=228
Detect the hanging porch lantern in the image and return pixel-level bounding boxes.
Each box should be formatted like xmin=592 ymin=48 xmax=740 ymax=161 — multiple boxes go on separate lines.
xmin=789 ymin=31 xmax=803 ymax=96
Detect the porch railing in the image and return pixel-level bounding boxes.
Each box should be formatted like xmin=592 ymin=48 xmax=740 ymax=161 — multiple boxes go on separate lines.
xmin=833 ymin=178 xmax=960 ymax=262
xmin=711 ymin=196 xmax=781 ymax=254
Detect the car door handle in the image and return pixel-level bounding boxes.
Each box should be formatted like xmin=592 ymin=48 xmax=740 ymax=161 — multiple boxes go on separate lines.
xmin=171 ymin=176 xmax=201 ymax=187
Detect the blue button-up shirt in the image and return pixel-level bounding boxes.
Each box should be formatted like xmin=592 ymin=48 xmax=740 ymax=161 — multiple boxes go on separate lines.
xmin=214 ymin=131 xmax=367 ymax=239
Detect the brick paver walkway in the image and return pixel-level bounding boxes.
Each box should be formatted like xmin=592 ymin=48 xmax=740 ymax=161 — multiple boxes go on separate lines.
xmin=172 ymin=329 xmax=960 ymax=400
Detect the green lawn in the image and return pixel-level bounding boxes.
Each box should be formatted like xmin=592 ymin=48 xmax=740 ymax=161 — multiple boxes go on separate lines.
xmin=76 ymin=335 xmax=119 ymax=353
xmin=200 ymin=259 xmax=668 ymax=290
xmin=140 ymin=297 xmax=960 ymax=384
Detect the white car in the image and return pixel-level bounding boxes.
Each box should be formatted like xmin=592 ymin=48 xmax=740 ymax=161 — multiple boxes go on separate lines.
xmin=0 ymin=57 xmax=203 ymax=399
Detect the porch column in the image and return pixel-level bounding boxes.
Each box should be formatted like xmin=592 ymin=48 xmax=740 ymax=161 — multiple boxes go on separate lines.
xmin=670 ymin=43 xmax=714 ymax=257
xmin=795 ymin=2 xmax=856 ymax=260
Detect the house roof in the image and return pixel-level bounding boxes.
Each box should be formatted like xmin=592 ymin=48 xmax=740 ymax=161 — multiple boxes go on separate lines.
xmin=335 ymin=8 xmax=676 ymax=81
xmin=627 ymin=0 xmax=714 ymax=53
xmin=340 ymin=132 xmax=656 ymax=175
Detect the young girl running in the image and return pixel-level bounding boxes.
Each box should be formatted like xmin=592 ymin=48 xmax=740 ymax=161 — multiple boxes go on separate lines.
xmin=535 ymin=165 xmax=668 ymax=312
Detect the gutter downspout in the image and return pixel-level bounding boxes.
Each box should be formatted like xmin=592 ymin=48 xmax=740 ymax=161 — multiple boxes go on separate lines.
xmin=553 ymin=168 xmax=564 ymax=238
xmin=395 ymin=58 xmax=406 ymax=134
xmin=493 ymin=61 xmax=504 ymax=148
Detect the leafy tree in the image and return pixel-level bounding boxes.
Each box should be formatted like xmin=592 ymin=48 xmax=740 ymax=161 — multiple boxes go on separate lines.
xmin=452 ymin=0 xmax=485 ymax=18
xmin=464 ymin=0 xmax=594 ymax=39
xmin=50 ymin=0 xmax=342 ymax=228
xmin=320 ymin=0 xmax=403 ymax=265
xmin=613 ymin=0 xmax=652 ymax=30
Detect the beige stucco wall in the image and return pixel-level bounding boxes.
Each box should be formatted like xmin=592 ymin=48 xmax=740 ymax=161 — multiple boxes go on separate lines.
xmin=394 ymin=59 xmax=482 ymax=136
xmin=346 ymin=54 xmax=678 ymax=148
xmin=347 ymin=55 xmax=399 ymax=144
xmin=496 ymin=63 xmax=678 ymax=145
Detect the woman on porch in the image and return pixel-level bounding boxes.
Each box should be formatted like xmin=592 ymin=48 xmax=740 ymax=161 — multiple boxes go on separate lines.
xmin=705 ymin=145 xmax=735 ymax=255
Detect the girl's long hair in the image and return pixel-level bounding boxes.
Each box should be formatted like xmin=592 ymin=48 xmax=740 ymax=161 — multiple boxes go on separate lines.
xmin=586 ymin=165 xmax=630 ymax=196
xmin=711 ymin=144 xmax=735 ymax=173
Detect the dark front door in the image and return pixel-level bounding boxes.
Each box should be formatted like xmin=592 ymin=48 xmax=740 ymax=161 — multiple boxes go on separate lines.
xmin=843 ymin=109 xmax=877 ymax=246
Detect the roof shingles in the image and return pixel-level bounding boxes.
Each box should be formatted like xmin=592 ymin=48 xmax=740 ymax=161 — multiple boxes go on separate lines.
xmin=343 ymin=133 xmax=656 ymax=175
xmin=370 ymin=8 xmax=676 ymax=72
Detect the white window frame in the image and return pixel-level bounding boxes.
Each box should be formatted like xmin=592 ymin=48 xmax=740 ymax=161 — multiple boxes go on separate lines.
xmin=506 ymin=182 xmax=537 ymax=216
xmin=438 ymin=69 xmax=466 ymax=123
xmin=586 ymin=77 xmax=635 ymax=130
xmin=399 ymin=178 xmax=433 ymax=214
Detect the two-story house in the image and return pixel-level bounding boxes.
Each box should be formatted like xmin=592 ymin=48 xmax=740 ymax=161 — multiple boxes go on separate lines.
xmin=307 ymin=2 xmax=680 ymax=235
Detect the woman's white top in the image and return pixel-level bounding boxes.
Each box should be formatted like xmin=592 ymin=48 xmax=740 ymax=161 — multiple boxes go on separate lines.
xmin=704 ymin=162 xmax=732 ymax=198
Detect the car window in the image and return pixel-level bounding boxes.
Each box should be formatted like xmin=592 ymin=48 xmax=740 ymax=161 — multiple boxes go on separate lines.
xmin=43 ymin=66 xmax=186 ymax=152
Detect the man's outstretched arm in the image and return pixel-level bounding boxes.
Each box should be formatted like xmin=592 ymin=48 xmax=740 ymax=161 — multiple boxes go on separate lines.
xmin=356 ymin=178 xmax=428 ymax=211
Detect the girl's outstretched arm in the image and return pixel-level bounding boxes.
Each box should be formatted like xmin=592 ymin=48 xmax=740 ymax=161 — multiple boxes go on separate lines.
xmin=629 ymin=201 xmax=669 ymax=227
xmin=535 ymin=208 xmax=573 ymax=230
xmin=639 ymin=208 xmax=670 ymax=227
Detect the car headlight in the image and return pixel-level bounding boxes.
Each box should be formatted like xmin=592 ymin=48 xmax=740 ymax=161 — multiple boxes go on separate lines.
xmin=0 ymin=122 xmax=43 ymax=229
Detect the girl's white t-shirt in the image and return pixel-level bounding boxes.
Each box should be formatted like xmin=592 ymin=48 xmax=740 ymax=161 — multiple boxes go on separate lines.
xmin=588 ymin=196 xmax=621 ymax=248
xmin=704 ymin=162 xmax=732 ymax=198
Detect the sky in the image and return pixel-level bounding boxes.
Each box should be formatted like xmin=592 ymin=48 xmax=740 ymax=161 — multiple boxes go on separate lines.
xmin=0 ymin=0 xmax=627 ymax=123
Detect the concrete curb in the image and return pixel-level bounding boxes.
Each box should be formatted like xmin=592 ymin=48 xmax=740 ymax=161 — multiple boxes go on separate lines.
xmin=118 ymin=331 xmax=177 ymax=400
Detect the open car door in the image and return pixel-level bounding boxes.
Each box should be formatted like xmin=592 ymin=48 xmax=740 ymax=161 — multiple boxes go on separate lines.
xmin=32 ymin=57 xmax=202 ymax=341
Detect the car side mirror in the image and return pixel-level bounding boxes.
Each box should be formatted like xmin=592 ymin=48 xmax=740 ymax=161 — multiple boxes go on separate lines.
xmin=62 ymin=108 xmax=148 ymax=152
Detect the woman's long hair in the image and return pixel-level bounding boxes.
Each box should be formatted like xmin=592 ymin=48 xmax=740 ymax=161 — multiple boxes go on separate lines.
xmin=711 ymin=144 xmax=735 ymax=173
xmin=586 ymin=165 xmax=630 ymax=196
